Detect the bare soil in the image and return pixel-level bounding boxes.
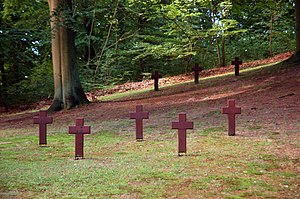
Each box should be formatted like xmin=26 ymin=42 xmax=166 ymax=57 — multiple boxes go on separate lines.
xmin=0 ymin=52 xmax=299 ymax=197
xmin=0 ymin=52 xmax=299 ymax=162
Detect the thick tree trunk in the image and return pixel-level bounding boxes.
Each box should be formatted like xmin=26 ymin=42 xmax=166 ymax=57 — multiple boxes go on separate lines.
xmin=48 ymin=0 xmax=63 ymax=111
xmin=48 ymin=0 xmax=89 ymax=111
xmin=60 ymin=22 xmax=74 ymax=109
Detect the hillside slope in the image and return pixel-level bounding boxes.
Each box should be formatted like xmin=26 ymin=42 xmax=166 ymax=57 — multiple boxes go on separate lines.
xmin=0 ymin=60 xmax=299 ymax=139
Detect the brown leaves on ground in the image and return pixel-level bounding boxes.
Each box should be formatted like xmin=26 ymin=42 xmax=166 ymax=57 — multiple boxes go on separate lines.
xmin=88 ymin=51 xmax=293 ymax=99
xmin=0 ymin=51 xmax=299 ymax=198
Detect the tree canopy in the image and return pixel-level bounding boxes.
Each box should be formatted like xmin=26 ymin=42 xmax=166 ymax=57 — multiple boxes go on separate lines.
xmin=0 ymin=0 xmax=296 ymax=107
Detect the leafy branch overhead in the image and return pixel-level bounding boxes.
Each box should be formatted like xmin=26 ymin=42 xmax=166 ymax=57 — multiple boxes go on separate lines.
xmin=0 ymin=0 xmax=297 ymax=108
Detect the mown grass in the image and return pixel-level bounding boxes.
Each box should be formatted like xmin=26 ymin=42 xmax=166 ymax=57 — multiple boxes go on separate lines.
xmin=1 ymin=129 xmax=299 ymax=198
xmin=1 ymin=61 xmax=299 ymax=198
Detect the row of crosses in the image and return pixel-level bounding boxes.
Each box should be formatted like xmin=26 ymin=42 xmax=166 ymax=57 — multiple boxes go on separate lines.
xmin=130 ymin=99 xmax=241 ymax=156
xmin=151 ymin=57 xmax=242 ymax=91
xmin=33 ymin=99 xmax=241 ymax=158
xmin=34 ymin=111 xmax=90 ymax=159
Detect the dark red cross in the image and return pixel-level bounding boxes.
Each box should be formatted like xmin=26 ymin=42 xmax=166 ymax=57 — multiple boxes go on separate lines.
xmin=151 ymin=70 xmax=162 ymax=91
xmin=192 ymin=64 xmax=202 ymax=84
xmin=130 ymin=105 xmax=149 ymax=141
xmin=222 ymin=99 xmax=241 ymax=136
xmin=33 ymin=110 xmax=53 ymax=145
xmin=172 ymin=113 xmax=194 ymax=156
xmin=69 ymin=118 xmax=91 ymax=159
xmin=231 ymin=57 xmax=242 ymax=76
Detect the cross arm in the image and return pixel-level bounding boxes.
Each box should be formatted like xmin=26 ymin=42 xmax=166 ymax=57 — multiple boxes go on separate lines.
xmin=222 ymin=107 xmax=241 ymax=114
xmin=69 ymin=126 xmax=91 ymax=134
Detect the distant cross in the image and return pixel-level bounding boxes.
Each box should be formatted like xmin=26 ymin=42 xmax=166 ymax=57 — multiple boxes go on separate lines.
xmin=231 ymin=57 xmax=242 ymax=76
xmin=69 ymin=118 xmax=91 ymax=159
xmin=33 ymin=110 xmax=53 ymax=145
xmin=130 ymin=105 xmax=149 ymax=141
xmin=172 ymin=113 xmax=194 ymax=156
xmin=151 ymin=70 xmax=162 ymax=91
xmin=222 ymin=99 xmax=241 ymax=136
xmin=192 ymin=64 xmax=202 ymax=84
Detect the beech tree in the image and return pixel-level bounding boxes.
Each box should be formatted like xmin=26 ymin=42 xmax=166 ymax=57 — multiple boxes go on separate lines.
xmin=295 ymin=0 xmax=300 ymax=61
xmin=48 ymin=0 xmax=89 ymax=111
xmin=0 ymin=0 xmax=296 ymax=108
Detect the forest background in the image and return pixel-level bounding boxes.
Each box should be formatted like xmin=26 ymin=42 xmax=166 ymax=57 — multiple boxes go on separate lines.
xmin=0 ymin=0 xmax=296 ymax=107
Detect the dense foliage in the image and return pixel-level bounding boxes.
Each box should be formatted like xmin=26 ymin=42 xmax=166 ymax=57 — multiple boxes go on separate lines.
xmin=0 ymin=0 xmax=296 ymax=106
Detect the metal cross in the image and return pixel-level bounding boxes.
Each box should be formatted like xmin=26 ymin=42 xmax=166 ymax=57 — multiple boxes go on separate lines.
xmin=151 ymin=70 xmax=162 ymax=91
xmin=69 ymin=118 xmax=91 ymax=159
xmin=231 ymin=57 xmax=242 ymax=76
xmin=33 ymin=110 xmax=53 ymax=145
xmin=172 ymin=113 xmax=194 ymax=156
xmin=192 ymin=64 xmax=202 ymax=84
xmin=222 ymin=99 xmax=241 ymax=136
xmin=130 ymin=105 xmax=149 ymax=141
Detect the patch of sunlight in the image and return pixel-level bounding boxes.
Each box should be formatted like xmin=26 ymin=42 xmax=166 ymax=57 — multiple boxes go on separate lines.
xmin=99 ymin=61 xmax=280 ymax=102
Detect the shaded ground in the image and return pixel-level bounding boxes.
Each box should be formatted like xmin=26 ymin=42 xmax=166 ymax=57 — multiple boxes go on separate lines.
xmin=0 ymin=53 xmax=299 ymax=198
xmin=0 ymin=54 xmax=299 ymax=154
xmin=89 ymin=51 xmax=293 ymax=98
xmin=0 ymin=52 xmax=298 ymax=136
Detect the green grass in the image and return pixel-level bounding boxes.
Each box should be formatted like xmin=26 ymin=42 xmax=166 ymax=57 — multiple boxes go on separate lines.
xmin=99 ymin=87 xmax=153 ymax=101
xmin=1 ymin=130 xmax=299 ymax=198
xmin=1 ymin=61 xmax=299 ymax=198
xmin=99 ymin=61 xmax=282 ymax=102
xmin=198 ymin=127 xmax=224 ymax=136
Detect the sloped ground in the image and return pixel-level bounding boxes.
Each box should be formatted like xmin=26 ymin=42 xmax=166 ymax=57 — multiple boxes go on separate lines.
xmin=88 ymin=52 xmax=293 ymax=98
xmin=0 ymin=56 xmax=299 ymax=198
xmin=0 ymin=57 xmax=299 ymax=158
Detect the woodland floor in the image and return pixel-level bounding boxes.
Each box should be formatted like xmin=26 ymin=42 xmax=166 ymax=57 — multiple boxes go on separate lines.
xmin=0 ymin=52 xmax=299 ymax=198
xmin=0 ymin=51 xmax=299 ymax=158
xmin=0 ymin=51 xmax=297 ymax=133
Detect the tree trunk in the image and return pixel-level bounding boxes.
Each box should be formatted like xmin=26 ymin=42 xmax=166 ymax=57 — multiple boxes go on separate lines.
xmin=48 ymin=0 xmax=89 ymax=112
xmin=269 ymin=11 xmax=275 ymax=57
xmin=48 ymin=0 xmax=63 ymax=111
xmin=0 ymin=61 xmax=7 ymax=87
xmin=295 ymin=0 xmax=300 ymax=60
xmin=216 ymin=38 xmax=222 ymax=67
xmin=13 ymin=64 xmax=19 ymax=84
xmin=221 ymin=36 xmax=226 ymax=67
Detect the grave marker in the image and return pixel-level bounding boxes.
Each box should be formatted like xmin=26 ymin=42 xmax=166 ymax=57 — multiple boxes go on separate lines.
xmin=69 ymin=118 xmax=91 ymax=159
xmin=222 ymin=99 xmax=241 ymax=136
xmin=231 ymin=57 xmax=242 ymax=76
xmin=151 ymin=70 xmax=162 ymax=91
xmin=172 ymin=113 xmax=194 ymax=156
xmin=33 ymin=110 xmax=53 ymax=145
xmin=192 ymin=64 xmax=202 ymax=84
xmin=130 ymin=105 xmax=149 ymax=141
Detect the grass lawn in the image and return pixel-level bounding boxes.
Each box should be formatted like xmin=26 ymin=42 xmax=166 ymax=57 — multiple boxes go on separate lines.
xmin=1 ymin=62 xmax=299 ymax=198
xmin=0 ymin=129 xmax=299 ymax=198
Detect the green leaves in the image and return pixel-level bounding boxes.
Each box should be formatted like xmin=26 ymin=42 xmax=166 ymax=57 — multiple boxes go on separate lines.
xmin=0 ymin=0 xmax=296 ymax=106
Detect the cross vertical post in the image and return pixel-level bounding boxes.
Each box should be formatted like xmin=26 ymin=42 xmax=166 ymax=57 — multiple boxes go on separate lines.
xmin=130 ymin=105 xmax=149 ymax=141
xmin=33 ymin=110 xmax=53 ymax=145
xmin=231 ymin=57 xmax=242 ymax=76
xmin=172 ymin=113 xmax=194 ymax=156
xmin=222 ymin=99 xmax=241 ymax=136
xmin=151 ymin=70 xmax=162 ymax=91
xmin=192 ymin=64 xmax=202 ymax=84
xmin=69 ymin=118 xmax=91 ymax=159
